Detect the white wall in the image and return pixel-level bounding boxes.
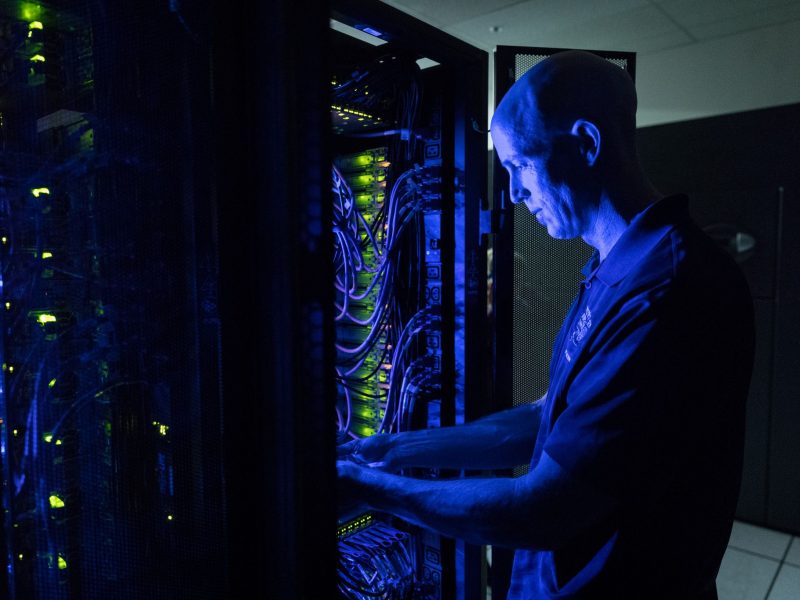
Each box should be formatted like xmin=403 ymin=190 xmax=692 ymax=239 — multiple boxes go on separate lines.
xmin=636 ymin=19 xmax=800 ymax=127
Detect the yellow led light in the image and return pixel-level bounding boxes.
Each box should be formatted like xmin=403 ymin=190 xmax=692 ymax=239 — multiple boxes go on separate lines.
xmin=17 ymin=554 xmax=23 ymax=560
xmin=158 ymin=424 xmax=168 ymax=436
xmin=49 ymin=378 xmax=56 ymax=387
xmin=42 ymin=251 xmax=52 ymax=259
xmin=58 ymin=556 xmax=67 ymax=570
xmin=12 ymin=429 xmax=18 ymax=436
xmin=43 ymin=433 xmax=53 ymax=443
xmin=2 ymin=237 xmax=7 ymax=244
xmin=30 ymin=54 xmax=46 ymax=63
xmin=29 ymin=21 xmax=43 ymax=30
xmin=37 ymin=314 xmax=56 ymax=324
xmin=55 ymin=439 xmax=63 ymax=446
xmin=8 ymin=365 xmax=13 ymax=373
xmin=31 ymin=187 xmax=50 ymax=197
xmin=5 ymin=302 xmax=10 ymax=310
xmin=167 ymin=514 xmax=174 ymax=521
xmin=49 ymin=494 xmax=65 ymax=509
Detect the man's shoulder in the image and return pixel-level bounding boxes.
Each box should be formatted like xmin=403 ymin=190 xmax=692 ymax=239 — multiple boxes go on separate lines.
xmin=629 ymin=213 xmax=748 ymax=292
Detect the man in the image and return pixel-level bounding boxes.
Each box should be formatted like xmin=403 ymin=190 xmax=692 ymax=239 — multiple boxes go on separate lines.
xmin=338 ymin=50 xmax=755 ymax=599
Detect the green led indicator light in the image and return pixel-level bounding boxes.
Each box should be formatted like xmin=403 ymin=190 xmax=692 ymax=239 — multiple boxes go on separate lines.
xmin=20 ymin=2 xmax=43 ymax=21
xmin=49 ymin=494 xmax=65 ymax=509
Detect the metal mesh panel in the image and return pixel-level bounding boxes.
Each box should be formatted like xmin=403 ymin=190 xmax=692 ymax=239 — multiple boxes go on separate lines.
xmin=512 ymin=205 xmax=592 ymax=407
xmin=514 ymin=53 xmax=550 ymax=78
xmin=606 ymin=58 xmax=629 ymax=70
xmin=515 ymin=53 xmax=630 ymax=80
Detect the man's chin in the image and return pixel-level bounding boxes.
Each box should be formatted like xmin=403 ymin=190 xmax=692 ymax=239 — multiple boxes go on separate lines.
xmin=544 ymin=225 xmax=573 ymax=240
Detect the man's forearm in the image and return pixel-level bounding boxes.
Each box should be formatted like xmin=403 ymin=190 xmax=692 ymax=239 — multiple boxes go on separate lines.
xmin=388 ymin=396 xmax=545 ymax=470
xmin=356 ymin=466 xmax=531 ymax=547
xmin=339 ymin=449 xmax=616 ymax=551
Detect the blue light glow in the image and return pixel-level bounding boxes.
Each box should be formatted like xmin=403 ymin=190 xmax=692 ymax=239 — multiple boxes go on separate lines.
xmin=358 ymin=26 xmax=384 ymax=38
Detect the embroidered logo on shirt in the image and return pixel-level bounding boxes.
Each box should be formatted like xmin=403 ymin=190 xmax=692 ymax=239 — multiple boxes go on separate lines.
xmin=565 ymin=306 xmax=592 ymax=363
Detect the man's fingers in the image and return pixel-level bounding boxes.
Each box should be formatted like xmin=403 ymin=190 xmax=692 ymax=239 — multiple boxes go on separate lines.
xmin=337 ymin=440 xmax=360 ymax=457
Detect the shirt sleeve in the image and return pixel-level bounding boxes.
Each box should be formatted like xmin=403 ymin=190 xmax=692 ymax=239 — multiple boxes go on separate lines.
xmin=542 ymin=280 xmax=693 ymax=504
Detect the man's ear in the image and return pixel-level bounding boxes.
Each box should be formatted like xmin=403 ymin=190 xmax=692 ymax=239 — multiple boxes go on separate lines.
xmin=571 ymin=119 xmax=601 ymax=167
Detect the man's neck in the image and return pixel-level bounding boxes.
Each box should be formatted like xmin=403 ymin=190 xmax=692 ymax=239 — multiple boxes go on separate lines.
xmin=584 ymin=183 xmax=661 ymax=260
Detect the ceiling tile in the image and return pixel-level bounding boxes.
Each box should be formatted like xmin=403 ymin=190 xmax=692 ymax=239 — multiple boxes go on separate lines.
xmin=446 ymin=2 xmax=691 ymax=53
xmin=657 ymin=0 xmax=800 ymax=39
xmin=380 ymin=0 xmax=530 ymax=28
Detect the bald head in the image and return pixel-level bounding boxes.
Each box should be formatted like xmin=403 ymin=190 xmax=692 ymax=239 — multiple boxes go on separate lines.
xmin=492 ymin=51 xmax=638 ymax=160
xmin=490 ymin=51 xmax=660 ymax=254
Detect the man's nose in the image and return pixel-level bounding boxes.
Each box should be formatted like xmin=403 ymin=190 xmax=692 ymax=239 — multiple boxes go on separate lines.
xmin=509 ymin=172 xmax=529 ymax=204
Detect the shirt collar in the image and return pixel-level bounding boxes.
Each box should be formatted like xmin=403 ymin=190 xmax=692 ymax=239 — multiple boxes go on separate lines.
xmin=581 ymin=194 xmax=691 ymax=286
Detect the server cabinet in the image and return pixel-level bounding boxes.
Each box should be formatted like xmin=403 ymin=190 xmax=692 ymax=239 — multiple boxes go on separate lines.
xmin=330 ymin=2 xmax=489 ymax=598
xmin=0 ymin=1 xmax=227 ymax=598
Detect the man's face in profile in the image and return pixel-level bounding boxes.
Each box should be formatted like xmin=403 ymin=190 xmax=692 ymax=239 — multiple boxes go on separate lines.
xmin=492 ymin=120 xmax=594 ymax=241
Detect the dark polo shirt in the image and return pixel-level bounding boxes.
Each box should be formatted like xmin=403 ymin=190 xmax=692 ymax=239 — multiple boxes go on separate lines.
xmin=508 ymin=195 xmax=755 ymax=599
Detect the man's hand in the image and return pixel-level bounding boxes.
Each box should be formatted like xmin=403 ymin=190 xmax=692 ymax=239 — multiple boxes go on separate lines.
xmin=337 ymin=434 xmax=398 ymax=470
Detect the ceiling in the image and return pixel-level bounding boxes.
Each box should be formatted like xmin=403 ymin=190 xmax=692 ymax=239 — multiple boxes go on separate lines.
xmin=381 ymin=0 xmax=800 ymax=55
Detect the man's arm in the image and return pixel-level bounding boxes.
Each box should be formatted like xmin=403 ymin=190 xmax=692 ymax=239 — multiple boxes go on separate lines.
xmin=338 ymin=450 xmax=616 ymax=549
xmin=338 ymin=394 xmax=546 ymax=471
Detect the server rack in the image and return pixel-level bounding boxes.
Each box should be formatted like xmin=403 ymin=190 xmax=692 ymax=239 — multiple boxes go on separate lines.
xmin=0 ymin=1 xmax=226 ymax=598
xmin=330 ymin=2 xmax=489 ymax=597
